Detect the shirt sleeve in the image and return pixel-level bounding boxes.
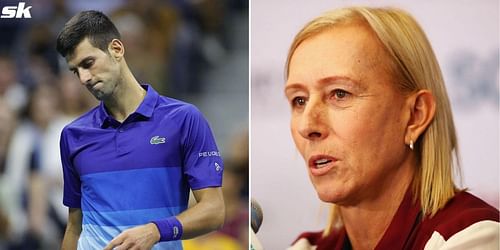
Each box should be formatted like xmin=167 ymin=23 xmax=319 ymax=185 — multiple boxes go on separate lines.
xmin=424 ymin=220 xmax=500 ymax=250
xmin=60 ymin=128 xmax=82 ymax=208
xmin=181 ymin=105 xmax=223 ymax=190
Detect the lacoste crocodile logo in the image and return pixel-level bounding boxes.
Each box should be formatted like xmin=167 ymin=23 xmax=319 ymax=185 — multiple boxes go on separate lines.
xmin=150 ymin=136 xmax=166 ymax=145
xmin=173 ymin=226 xmax=179 ymax=238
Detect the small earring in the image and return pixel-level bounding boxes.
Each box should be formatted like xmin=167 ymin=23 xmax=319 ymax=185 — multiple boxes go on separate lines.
xmin=409 ymin=140 xmax=414 ymax=150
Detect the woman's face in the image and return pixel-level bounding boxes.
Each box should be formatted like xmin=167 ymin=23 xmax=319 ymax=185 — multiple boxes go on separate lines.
xmin=285 ymin=24 xmax=412 ymax=205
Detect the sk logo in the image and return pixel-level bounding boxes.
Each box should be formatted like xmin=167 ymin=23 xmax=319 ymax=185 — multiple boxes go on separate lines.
xmin=150 ymin=136 xmax=166 ymax=145
xmin=1 ymin=2 xmax=32 ymax=19
xmin=215 ymin=162 xmax=222 ymax=172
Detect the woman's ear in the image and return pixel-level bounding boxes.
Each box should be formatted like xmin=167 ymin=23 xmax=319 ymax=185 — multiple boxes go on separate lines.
xmin=405 ymin=89 xmax=436 ymax=145
xmin=108 ymin=39 xmax=124 ymax=60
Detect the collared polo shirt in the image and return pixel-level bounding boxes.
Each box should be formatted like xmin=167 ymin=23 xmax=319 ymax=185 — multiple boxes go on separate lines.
xmin=60 ymin=85 xmax=223 ymax=249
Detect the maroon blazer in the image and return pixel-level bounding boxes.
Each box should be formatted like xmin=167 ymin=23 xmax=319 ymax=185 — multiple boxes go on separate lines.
xmin=290 ymin=190 xmax=499 ymax=249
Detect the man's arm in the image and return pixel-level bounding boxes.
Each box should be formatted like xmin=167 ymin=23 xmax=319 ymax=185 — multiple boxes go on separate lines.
xmin=177 ymin=187 xmax=225 ymax=238
xmin=61 ymin=208 xmax=82 ymax=250
xmin=104 ymin=187 xmax=225 ymax=249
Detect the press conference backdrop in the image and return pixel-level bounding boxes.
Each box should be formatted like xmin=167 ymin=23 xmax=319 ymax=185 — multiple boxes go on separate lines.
xmin=251 ymin=1 xmax=499 ymax=249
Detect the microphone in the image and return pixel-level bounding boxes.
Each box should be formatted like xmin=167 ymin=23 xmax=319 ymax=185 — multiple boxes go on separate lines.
xmin=250 ymin=199 xmax=263 ymax=250
xmin=251 ymin=198 xmax=263 ymax=233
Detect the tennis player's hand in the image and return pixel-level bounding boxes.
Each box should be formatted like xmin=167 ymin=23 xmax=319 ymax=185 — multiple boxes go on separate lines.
xmin=103 ymin=223 xmax=160 ymax=250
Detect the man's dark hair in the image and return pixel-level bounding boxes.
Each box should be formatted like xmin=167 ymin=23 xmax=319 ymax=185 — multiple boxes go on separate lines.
xmin=56 ymin=10 xmax=121 ymax=58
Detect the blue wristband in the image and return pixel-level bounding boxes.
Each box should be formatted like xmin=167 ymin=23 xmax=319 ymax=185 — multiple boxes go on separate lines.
xmin=152 ymin=216 xmax=183 ymax=242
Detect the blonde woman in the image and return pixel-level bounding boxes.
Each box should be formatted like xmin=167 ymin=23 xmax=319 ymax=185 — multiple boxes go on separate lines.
xmin=284 ymin=7 xmax=499 ymax=250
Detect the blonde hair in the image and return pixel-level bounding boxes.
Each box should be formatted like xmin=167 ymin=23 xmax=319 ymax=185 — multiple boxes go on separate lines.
xmin=285 ymin=7 xmax=460 ymax=235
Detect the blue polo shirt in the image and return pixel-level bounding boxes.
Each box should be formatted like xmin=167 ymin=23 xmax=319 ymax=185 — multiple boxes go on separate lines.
xmin=60 ymin=85 xmax=223 ymax=249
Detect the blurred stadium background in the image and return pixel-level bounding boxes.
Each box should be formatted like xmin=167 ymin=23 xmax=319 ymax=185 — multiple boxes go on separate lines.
xmin=0 ymin=0 xmax=248 ymax=249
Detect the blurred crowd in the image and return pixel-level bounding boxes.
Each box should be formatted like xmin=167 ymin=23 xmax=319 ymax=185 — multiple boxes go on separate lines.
xmin=0 ymin=0 xmax=249 ymax=249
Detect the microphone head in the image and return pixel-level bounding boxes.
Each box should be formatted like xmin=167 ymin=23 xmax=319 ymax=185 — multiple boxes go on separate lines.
xmin=251 ymin=198 xmax=263 ymax=233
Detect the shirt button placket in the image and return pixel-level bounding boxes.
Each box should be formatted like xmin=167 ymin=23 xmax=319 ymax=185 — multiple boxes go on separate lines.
xmin=116 ymin=126 xmax=124 ymax=153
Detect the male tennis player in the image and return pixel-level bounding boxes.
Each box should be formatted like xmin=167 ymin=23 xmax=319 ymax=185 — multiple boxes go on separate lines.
xmin=56 ymin=10 xmax=224 ymax=249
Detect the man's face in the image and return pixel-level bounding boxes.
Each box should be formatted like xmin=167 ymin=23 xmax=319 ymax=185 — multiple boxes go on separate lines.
xmin=66 ymin=38 xmax=121 ymax=100
xmin=285 ymin=24 xmax=411 ymax=206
